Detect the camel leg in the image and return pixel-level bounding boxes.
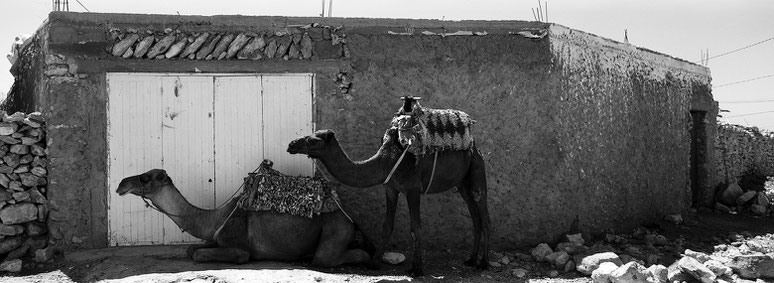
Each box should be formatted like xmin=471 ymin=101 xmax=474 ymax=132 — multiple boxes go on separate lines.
xmin=470 ymin=149 xmax=491 ymax=269
xmin=372 ymin=188 xmax=400 ymax=268
xmin=191 ymin=247 xmax=250 ymax=263
xmin=186 ymin=241 xmax=217 ymax=259
xmin=457 ymin=184 xmax=483 ymax=267
xmin=312 ymin=211 xmax=370 ymax=267
xmin=405 ymin=188 xmax=425 ymax=277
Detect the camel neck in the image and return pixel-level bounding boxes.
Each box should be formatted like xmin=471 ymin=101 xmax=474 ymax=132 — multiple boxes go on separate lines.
xmin=149 ymin=186 xmax=238 ymax=241
xmin=317 ymin=138 xmax=396 ymax=188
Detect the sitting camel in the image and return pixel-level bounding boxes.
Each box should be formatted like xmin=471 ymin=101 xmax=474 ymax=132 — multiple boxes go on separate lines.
xmin=115 ymin=168 xmax=372 ymax=267
xmin=287 ymin=127 xmax=490 ymax=276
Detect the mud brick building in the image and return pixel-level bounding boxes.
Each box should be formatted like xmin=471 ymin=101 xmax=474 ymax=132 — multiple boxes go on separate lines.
xmin=4 ymin=12 xmax=716 ymax=250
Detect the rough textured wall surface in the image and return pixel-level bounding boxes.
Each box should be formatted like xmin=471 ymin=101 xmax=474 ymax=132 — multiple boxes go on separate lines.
xmin=315 ymin=32 xmax=556 ymax=250
xmin=547 ymin=25 xmax=711 ymax=239
xmin=715 ymin=124 xmax=774 ymax=182
xmin=8 ymin=12 xmax=715 ymax=250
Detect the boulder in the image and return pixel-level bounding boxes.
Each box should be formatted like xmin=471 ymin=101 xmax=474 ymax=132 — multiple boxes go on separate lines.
xmin=755 ymin=192 xmax=770 ymax=207
xmin=34 ymin=247 xmax=58 ymax=263
xmin=718 ymin=182 xmax=744 ymax=205
xmin=704 ymin=259 xmax=732 ymax=276
xmin=646 ymin=264 xmax=668 ymax=283
xmin=0 ymin=224 xmax=23 ymax=236
xmin=714 ymin=202 xmax=731 ymax=213
xmin=664 ymin=214 xmax=683 ymax=225
xmin=0 ymin=236 xmax=23 ymax=254
xmin=750 ymin=204 xmax=767 ymax=216
xmin=544 ymin=251 xmax=564 ymax=265
xmin=511 ymin=268 xmax=527 ymax=278
xmin=555 ymin=251 xmax=571 ymax=267
xmin=667 ymin=261 xmax=694 ymax=283
xmin=736 ymin=191 xmax=757 ymax=205
xmin=556 ymin=241 xmax=588 ymax=255
xmin=381 ymin=252 xmax=406 ymax=265
xmin=531 ymin=243 xmax=553 ymax=262
xmin=566 ymin=233 xmax=585 ymax=245
xmin=609 ymin=261 xmax=649 ymax=283
xmin=683 ymin=249 xmax=711 ymax=263
xmin=677 ymin=256 xmax=716 ymax=283
xmin=577 ymin=252 xmax=622 ymax=275
xmin=591 ymin=261 xmax=618 ymax=283
xmin=0 ymin=203 xmax=37 ymax=224
xmin=0 ymin=259 xmax=22 ymax=273
xmin=727 ymin=254 xmax=774 ymax=279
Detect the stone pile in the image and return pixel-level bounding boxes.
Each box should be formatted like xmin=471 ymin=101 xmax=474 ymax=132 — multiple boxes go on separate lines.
xmin=715 ymin=181 xmax=771 ymax=216
xmin=0 ymin=111 xmax=54 ymax=272
xmin=492 ymin=218 xmax=774 ymax=282
xmin=107 ymin=24 xmax=348 ymax=61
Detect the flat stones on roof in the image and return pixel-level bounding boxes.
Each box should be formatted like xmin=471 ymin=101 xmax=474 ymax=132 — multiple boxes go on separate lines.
xmin=106 ymin=24 xmax=347 ymax=61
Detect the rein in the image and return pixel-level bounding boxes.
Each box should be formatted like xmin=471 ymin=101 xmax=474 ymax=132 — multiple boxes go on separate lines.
xmin=382 ymin=139 xmax=439 ymax=195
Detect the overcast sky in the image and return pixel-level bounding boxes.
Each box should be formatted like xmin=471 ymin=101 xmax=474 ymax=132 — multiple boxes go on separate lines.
xmin=1 ymin=0 xmax=772 ymax=130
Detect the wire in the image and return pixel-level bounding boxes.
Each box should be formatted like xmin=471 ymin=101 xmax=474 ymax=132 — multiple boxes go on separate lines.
xmin=725 ymin=110 xmax=774 ymax=118
xmin=718 ymin=99 xmax=774 ymax=104
xmin=695 ymin=36 xmax=774 ymax=64
xmin=75 ymin=0 xmax=89 ymax=12
xmin=715 ymin=74 xmax=774 ymax=88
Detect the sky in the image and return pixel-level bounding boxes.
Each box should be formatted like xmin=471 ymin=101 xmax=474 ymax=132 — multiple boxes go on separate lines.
xmin=1 ymin=0 xmax=772 ymax=130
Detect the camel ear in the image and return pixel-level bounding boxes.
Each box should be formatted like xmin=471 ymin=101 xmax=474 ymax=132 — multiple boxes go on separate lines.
xmin=318 ymin=130 xmax=335 ymax=143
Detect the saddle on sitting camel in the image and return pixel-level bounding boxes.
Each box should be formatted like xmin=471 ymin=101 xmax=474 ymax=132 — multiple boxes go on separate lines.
xmin=390 ymin=96 xmax=476 ymax=156
xmin=239 ymin=160 xmax=341 ymax=218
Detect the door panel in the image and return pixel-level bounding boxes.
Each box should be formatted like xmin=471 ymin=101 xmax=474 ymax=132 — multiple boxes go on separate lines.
xmin=107 ymin=74 xmax=165 ymax=246
xmin=161 ymin=76 xmax=216 ymax=243
xmin=213 ymin=76 xmax=263 ymax=205
xmin=262 ymin=75 xmax=315 ymax=177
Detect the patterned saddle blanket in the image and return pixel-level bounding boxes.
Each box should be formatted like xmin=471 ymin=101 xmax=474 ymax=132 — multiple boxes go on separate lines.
xmin=390 ymin=99 xmax=475 ymax=155
xmin=238 ymin=160 xmax=340 ymax=218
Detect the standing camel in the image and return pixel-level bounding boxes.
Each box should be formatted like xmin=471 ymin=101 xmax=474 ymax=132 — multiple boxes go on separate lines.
xmin=287 ymin=127 xmax=490 ymax=276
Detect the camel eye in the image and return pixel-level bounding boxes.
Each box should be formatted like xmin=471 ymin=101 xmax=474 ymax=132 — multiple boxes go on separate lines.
xmin=155 ymin=173 xmax=166 ymax=181
xmin=139 ymin=174 xmax=151 ymax=183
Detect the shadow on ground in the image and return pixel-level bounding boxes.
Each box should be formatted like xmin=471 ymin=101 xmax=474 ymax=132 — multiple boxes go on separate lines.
xmin=2 ymin=210 xmax=773 ymax=282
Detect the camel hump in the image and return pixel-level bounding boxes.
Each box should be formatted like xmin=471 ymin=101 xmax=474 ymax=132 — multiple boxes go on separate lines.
xmin=239 ymin=160 xmax=341 ymax=218
xmin=391 ymin=107 xmax=476 ymax=155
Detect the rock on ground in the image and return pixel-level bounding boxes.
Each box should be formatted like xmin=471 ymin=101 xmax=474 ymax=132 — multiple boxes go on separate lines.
xmin=577 ymin=252 xmax=623 ymax=275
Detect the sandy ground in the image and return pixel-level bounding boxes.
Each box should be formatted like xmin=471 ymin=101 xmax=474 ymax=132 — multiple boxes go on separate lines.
xmin=2 ymin=210 xmax=774 ymax=282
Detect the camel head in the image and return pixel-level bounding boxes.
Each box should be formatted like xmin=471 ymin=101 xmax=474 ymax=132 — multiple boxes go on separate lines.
xmin=287 ymin=129 xmax=337 ymax=158
xmin=116 ymin=169 xmax=174 ymax=197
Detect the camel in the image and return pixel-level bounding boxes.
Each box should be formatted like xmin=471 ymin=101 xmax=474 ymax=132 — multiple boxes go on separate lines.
xmin=115 ymin=168 xmax=372 ymax=267
xmin=287 ymin=127 xmax=490 ymax=276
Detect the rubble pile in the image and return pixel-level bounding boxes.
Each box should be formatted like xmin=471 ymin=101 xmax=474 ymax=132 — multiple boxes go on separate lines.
xmin=485 ymin=215 xmax=774 ymax=282
xmin=0 ymin=111 xmax=55 ymax=273
xmin=715 ymin=181 xmax=771 ymax=216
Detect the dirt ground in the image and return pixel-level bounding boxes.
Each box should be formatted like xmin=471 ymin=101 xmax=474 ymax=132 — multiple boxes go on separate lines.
xmin=2 ymin=210 xmax=774 ymax=283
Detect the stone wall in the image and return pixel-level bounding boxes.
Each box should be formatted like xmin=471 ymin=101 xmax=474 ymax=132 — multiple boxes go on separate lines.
xmin=4 ymin=12 xmax=715 ymax=251
xmin=0 ymin=112 xmax=52 ymax=272
xmin=715 ymin=124 xmax=774 ymax=181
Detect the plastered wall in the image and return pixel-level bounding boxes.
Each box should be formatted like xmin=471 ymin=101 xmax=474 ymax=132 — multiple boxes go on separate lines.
xmin=5 ymin=12 xmax=714 ymax=250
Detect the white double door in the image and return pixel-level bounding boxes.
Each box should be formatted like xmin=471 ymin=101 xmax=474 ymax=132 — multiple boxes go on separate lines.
xmin=106 ymin=73 xmax=314 ymax=245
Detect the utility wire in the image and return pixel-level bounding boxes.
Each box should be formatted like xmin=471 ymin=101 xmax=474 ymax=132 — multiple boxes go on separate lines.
xmin=725 ymin=110 xmax=774 ymax=118
xmin=695 ymin=36 xmax=774 ymax=64
xmin=715 ymin=74 xmax=774 ymax=88
xmin=75 ymin=0 xmax=89 ymax=12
